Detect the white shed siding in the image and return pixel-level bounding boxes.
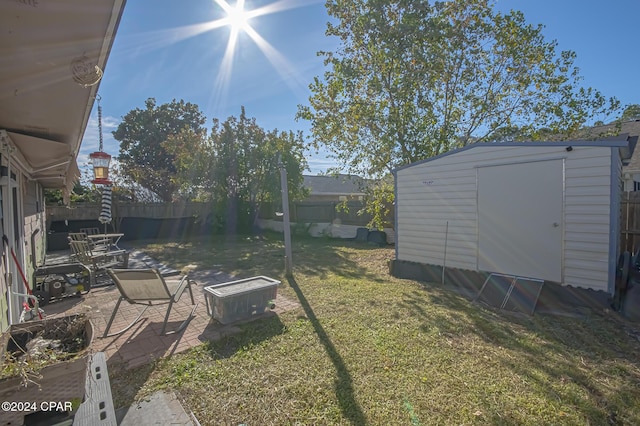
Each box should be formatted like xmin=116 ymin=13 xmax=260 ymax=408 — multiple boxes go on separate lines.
xmin=396 ymin=156 xmax=478 ymax=270
xmin=563 ymin=148 xmax=612 ymax=291
xmin=396 ymin=143 xmax=620 ymax=292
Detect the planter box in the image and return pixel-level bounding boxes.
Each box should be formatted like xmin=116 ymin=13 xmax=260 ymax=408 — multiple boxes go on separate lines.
xmin=0 ymin=315 xmax=93 ymax=425
xmin=204 ymin=276 xmax=280 ymax=324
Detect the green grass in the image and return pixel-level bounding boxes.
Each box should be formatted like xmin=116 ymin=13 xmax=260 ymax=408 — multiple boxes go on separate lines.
xmin=111 ymin=233 xmax=640 ymax=425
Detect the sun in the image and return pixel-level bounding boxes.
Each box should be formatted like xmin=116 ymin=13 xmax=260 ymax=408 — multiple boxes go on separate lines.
xmin=200 ymin=0 xmax=319 ymax=113
xmin=215 ymin=0 xmax=251 ymax=35
xmin=226 ymin=1 xmax=251 ymax=33
xmin=128 ymin=0 xmax=322 ymax=104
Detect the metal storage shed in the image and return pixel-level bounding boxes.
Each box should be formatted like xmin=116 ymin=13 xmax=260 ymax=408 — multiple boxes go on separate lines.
xmin=393 ymin=139 xmax=629 ymax=294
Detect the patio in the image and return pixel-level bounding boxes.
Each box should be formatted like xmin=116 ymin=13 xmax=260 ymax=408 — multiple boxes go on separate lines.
xmin=40 ymin=249 xmax=301 ymax=371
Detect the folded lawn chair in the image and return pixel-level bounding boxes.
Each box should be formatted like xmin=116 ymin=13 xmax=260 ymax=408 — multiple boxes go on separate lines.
xmin=69 ymin=231 xmax=111 ymax=253
xmin=69 ymin=239 xmax=129 ymax=271
xmin=79 ymin=227 xmax=101 ymax=236
xmin=103 ymin=269 xmax=197 ymax=337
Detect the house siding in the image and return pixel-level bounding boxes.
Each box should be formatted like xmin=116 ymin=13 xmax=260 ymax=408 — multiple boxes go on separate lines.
xmin=395 ymin=144 xmax=619 ymax=292
xmin=23 ymin=181 xmax=45 ymax=284
xmin=1 ymin=154 xmax=48 ymax=327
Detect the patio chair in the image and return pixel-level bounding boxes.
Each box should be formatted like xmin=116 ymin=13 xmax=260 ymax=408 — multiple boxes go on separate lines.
xmin=68 ymin=232 xmax=88 ymax=261
xmin=69 ymin=239 xmax=129 ymax=271
xmin=103 ymin=268 xmax=197 ymax=337
xmin=79 ymin=227 xmax=101 ymax=236
xmin=69 ymin=231 xmax=110 ymax=253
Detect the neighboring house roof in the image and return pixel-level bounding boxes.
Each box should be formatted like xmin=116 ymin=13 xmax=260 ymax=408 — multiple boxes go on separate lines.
xmin=0 ymin=0 xmax=127 ymax=192
xmin=303 ymin=174 xmax=367 ymax=196
xmin=574 ymin=120 xmax=640 ymax=168
xmin=602 ymin=121 xmax=640 ymax=173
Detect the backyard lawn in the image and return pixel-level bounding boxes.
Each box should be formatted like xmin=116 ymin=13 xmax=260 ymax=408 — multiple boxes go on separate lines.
xmin=112 ymin=234 xmax=640 ymax=425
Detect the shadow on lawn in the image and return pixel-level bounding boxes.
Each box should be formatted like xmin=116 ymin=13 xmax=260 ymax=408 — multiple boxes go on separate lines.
xmin=287 ymin=275 xmax=368 ymax=425
xmin=202 ymin=313 xmax=286 ymax=359
xmin=401 ymin=286 xmax=640 ymax=424
xmin=107 ymin=321 xmax=159 ymax=410
xmin=136 ymin=234 xmax=386 ymax=284
xmin=293 ymin=238 xmax=389 ymax=283
xmin=110 ymin=314 xmax=287 ymax=412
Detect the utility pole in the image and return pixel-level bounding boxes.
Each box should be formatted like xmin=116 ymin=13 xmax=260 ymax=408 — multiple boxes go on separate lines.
xmin=278 ymin=154 xmax=293 ymax=276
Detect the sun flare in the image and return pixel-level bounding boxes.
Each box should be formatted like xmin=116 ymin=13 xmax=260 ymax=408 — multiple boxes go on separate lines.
xmin=198 ymin=0 xmax=324 ymax=113
xmin=225 ymin=0 xmax=251 ymax=33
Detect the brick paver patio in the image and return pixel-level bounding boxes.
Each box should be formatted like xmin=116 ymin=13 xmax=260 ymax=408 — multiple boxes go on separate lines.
xmin=42 ymin=252 xmax=301 ymax=370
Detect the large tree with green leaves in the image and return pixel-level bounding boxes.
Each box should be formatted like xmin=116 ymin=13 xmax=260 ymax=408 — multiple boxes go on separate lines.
xmin=113 ymin=98 xmax=207 ymax=202
xmin=298 ymin=0 xmax=619 ymax=227
xmin=168 ymin=107 xmax=308 ymax=234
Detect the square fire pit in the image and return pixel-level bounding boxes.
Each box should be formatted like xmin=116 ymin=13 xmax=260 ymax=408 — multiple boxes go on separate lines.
xmin=204 ymin=276 xmax=280 ymax=324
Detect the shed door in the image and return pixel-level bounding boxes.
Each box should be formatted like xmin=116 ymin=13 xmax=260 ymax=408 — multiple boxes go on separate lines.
xmin=477 ymin=159 xmax=563 ymax=282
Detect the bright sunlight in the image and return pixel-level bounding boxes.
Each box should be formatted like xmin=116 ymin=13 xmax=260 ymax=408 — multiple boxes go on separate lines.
xmin=221 ymin=0 xmax=251 ymax=34
xmin=133 ymin=1 xmax=324 ymax=111
xmin=207 ymin=0 xmax=316 ymax=111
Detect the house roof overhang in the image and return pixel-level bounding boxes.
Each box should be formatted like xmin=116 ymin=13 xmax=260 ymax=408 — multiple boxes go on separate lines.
xmin=0 ymin=0 xmax=126 ymax=193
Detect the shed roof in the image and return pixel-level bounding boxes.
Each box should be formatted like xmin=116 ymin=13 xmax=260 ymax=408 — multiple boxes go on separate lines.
xmin=394 ymin=138 xmax=630 ymax=173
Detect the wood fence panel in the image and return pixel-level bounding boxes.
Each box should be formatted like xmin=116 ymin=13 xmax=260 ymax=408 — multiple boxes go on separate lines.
xmin=335 ymin=202 xmax=373 ymax=226
xmin=48 ymin=200 xmax=394 ymax=229
xmin=295 ymin=202 xmax=337 ymax=223
xmin=48 ymin=202 xmax=217 ymax=221
xmin=620 ymin=192 xmax=640 ymax=253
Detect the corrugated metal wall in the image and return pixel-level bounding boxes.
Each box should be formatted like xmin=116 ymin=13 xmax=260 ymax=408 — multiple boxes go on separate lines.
xmin=563 ymin=149 xmax=613 ymax=290
xmin=395 ymin=144 xmax=618 ymax=292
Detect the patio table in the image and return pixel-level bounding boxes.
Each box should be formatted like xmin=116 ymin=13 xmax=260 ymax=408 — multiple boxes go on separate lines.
xmin=87 ymin=232 xmax=124 ymax=249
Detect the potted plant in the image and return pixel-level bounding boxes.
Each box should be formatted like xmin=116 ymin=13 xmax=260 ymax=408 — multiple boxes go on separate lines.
xmin=0 ymin=314 xmax=93 ymax=424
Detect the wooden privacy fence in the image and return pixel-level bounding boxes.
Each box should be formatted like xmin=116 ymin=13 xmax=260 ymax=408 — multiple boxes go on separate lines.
xmin=259 ymin=201 xmax=394 ymax=227
xmin=46 ymin=201 xmax=217 ymax=235
xmin=293 ymin=201 xmax=376 ymax=225
xmin=620 ymin=192 xmax=640 ymax=253
xmin=48 ymin=201 xmax=216 ymax=221
xmin=48 ymin=200 xmax=394 ymax=229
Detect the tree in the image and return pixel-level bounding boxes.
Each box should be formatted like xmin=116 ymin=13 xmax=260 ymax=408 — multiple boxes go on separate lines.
xmin=162 ymin=127 xmax=213 ymax=201
xmin=169 ymin=107 xmax=308 ymax=234
xmin=622 ymin=104 xmax=640 ymax=122
xmin=44 ymin=183 xmax=100 ymax=205
xmin=298 ymin=0 xmax=619 ymax=227
xmin=113 ymin=98 xmax=207 ymax=202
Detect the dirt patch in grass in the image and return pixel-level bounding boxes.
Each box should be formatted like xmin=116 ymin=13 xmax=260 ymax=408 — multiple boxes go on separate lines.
xmin=114 ymin=234 xmax=640 ymax=425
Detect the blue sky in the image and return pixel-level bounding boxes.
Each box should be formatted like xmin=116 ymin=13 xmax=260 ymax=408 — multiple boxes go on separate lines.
xmin=80 ymin=0 xmax=640 ymax=176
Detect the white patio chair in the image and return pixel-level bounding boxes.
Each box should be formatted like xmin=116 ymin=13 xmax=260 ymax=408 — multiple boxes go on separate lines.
xmin=103 ymin=269 xmax=197 ymax=337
